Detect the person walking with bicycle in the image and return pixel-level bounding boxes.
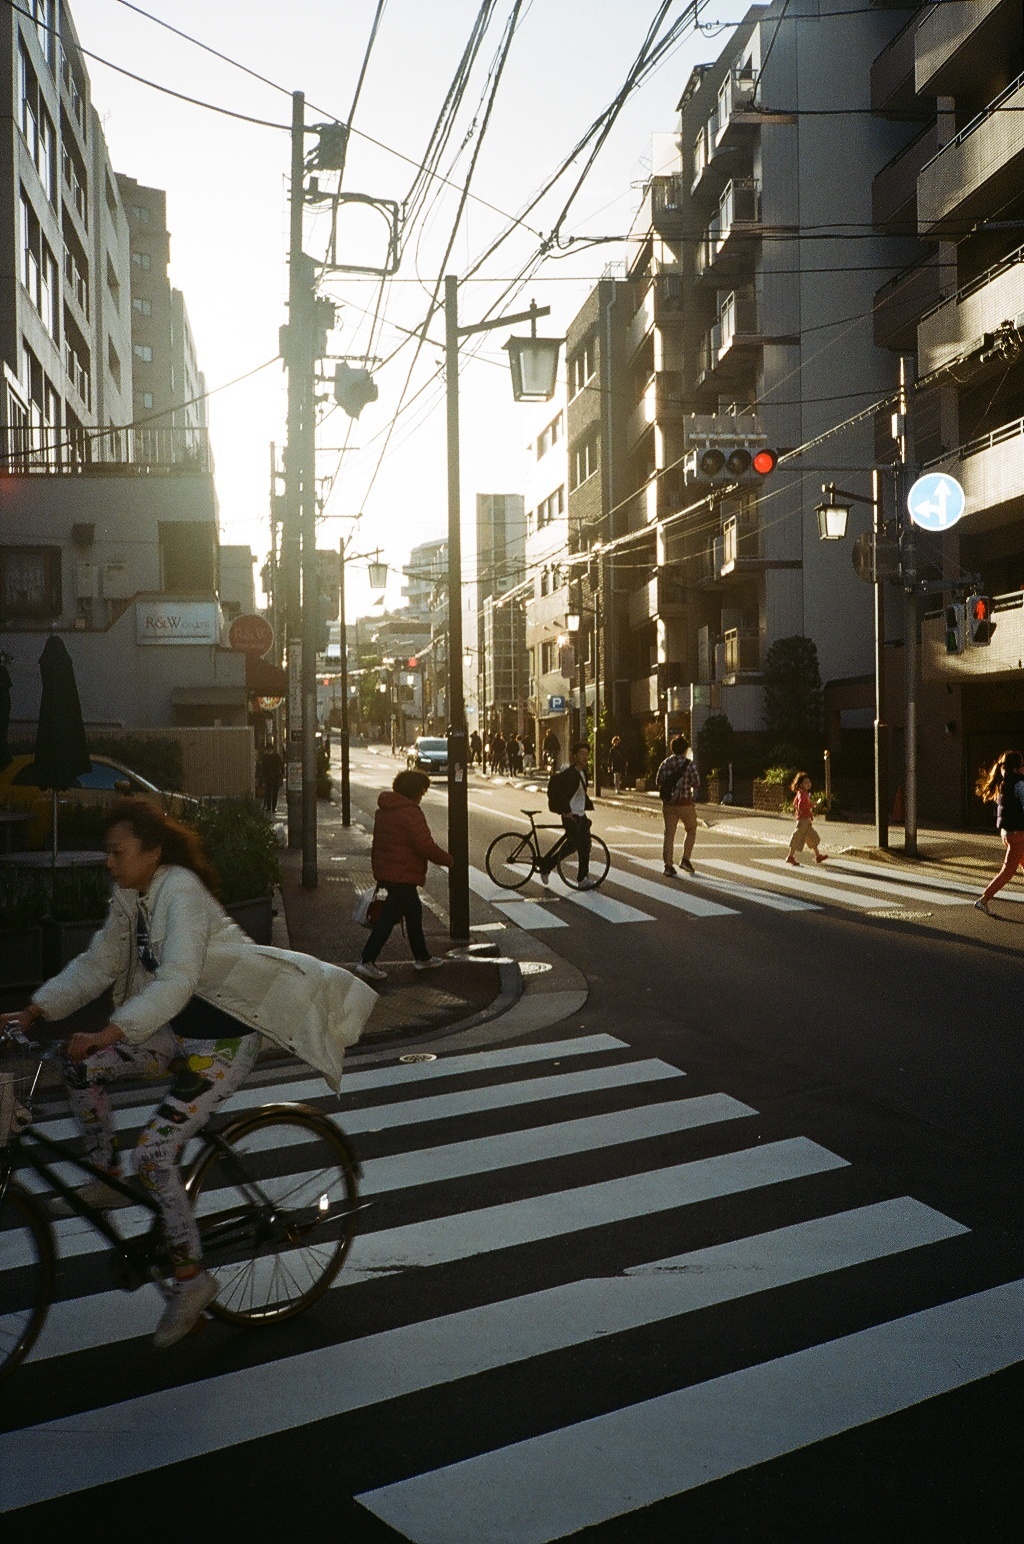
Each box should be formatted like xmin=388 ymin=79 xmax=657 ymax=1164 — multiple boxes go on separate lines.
xmin=539 ymin=742 xmax=599 ymax=889
xmin=5 ymin=797 xmax=374 ymax=1348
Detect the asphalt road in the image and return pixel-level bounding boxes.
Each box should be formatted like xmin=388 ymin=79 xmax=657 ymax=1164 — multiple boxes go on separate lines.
xmin=3 ymin=745 xmax=1021 ymax=1540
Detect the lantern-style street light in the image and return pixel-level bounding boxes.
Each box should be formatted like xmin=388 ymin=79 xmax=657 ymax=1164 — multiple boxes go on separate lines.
xmin=815 ymin=484 xmax=851 ymax=541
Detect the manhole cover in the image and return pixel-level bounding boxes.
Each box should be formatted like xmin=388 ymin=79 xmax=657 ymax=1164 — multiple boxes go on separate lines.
xmin=399 ymin=1053 xmax=437 ymax=1063
xmin=519 ymin=961 xmax=553 ymax=975
xmin=868 ymin=908 xmax=933 ymax=920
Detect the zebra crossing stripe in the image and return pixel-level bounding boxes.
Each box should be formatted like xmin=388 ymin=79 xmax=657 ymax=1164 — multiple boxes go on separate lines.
xmin=629 ymin=856 xmax=818 ymax=911
xmin=358 ymin=1274 xmax=1024 ymax=1544
xmin=603 ymin=864 xmax=738 ymax=918
xmin=541 ymin=872 xmax=654 ymax=924
xmin=700 ymin=859 xmax=906 ymax=910
xmin=826 ymin=857 xmax=1024 ymax=903
xmin=492 ymin=899 xmax=569 ymax=930
xmin=19 ymin=1094 xmax=758 ymax=1363
xmin=468 ymin=865 xmax=522 ymax=903
xmin=757 ymin=860 xmax=967 ymax=908
xmin=0 ymin=1196 xmax=965 ymax=1513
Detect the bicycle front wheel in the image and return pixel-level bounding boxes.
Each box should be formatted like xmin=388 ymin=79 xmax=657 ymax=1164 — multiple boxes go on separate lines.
xmin=0 ymin=1181 xmax=55 ymax=1386
xmin=558 ymin=833 xmax=611 ymax=890
xmin=187 ymin=1105 xmax=359 ymax=1326
xmin=485 ymin=831 xmax=536 ymax=889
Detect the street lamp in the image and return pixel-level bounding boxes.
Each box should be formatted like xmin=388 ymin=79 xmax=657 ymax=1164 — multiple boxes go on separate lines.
xmin=445 ymin=274 xmax=563 ymax=942
xmin=815 ymin=486 xmax=851 ymax=542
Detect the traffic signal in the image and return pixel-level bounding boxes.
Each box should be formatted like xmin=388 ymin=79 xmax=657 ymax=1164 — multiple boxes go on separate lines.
xmin=944 ymin=602 xmax=965 ymax=655
xmin=334 ymin=363 xmax=378 ymax=419
xmin=967 ymin=595 xmax=993 ymax=646
xmin=686 ymin=437 xmax=779 ymax=486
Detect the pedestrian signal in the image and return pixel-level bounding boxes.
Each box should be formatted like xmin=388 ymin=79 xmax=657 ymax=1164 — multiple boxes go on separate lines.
xmin=944 ymin=602 xmax=964 ymax=655
xmin=967 ymin=595 xmax=993 ymax=646
xmin=334 ymin=363 xmax=378 ymax=419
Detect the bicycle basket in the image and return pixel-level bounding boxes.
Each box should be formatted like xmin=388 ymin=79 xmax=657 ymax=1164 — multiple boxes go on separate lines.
xmin=0 ymin=1048 xmax=38 ymax=1144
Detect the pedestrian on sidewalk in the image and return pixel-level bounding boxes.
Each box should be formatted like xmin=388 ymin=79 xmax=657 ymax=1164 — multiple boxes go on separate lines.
xmin=656 ymin=735 xmax=700 ymax=876
xmin=491 ymin=731 xmax=507 ymax=775
xmin=469 ymin=729 xmax=482 ymax=767
xmin=786 ymin=771 xmax=828 ymax=866
xmin=356 ymin=770 xmax=452 ymax=981
xmin=260 ymin=743 xmax=283 ymax=813
xmin=543 ymin=729 xmax=560 ymax=771
xmin=975 ymin=749 xmax=1024 ymax=914
xmin=540 ymin=742 xmax=599 ymax=888
xmin=608 ymin=735 xmax=627 ymax=792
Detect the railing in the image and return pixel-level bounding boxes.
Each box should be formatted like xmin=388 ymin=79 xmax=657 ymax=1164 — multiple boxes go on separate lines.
xmin=716 ymin=68 xmax=757 ymax=143
xmin=61 ymin=146 xmax=87 ymax=228
xmin=925 ymin=413 xmax=1024 ymax=470
xmin=697 ymin=180 xmax=761 ymax=275
xmin=921 ymin=66 xmax=1024 ymax=174
xmin=59 ymin=44 xmax=86 ymax=134
xmin=63 ymin=343 xmax=90 ymax=408
xmin=1 ymin=421 xmax=213 ymax=474
xmin=63 ymin=243 xmax=89 ymax=318
xmin=919 ymin=240 xmax=1024 ymax=326
xmin=651 ymin=176 xmax=684 ymax=224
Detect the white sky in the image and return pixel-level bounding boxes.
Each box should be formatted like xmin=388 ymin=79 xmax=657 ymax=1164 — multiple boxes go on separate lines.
xmin=74 ymin=0 xmax=747 ymax=619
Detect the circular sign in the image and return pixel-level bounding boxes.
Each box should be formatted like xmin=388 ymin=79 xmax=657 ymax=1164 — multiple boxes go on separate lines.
xmin=907 ymin=472 xmax=966 ymax=532
xmin=228 ymin=614 xmax=274 ymax=656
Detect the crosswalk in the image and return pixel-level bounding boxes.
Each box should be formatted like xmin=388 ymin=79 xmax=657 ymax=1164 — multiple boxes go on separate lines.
xmin=2 ymin=1033 xmax=1020 ymax=1533
xmin=471 ymin=847 xmax=1003 ymax=931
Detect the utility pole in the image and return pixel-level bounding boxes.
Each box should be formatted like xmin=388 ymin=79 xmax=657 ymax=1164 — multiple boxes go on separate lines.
xmin=872 ymin=466 xmax=889 ymax=850
xmin=284 ymin=91 xmax=307 ymax=853
xmin=338 ymin=540 xmax=351 ymax=826
xmin=445 ymin=274 xmax=470 ymax=943
xmin=897 ymin=354 xmax=918 ymax=858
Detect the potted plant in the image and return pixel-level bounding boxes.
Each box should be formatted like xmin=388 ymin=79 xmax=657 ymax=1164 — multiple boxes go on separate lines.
xmin=189 ymin=798 xmax=280 ymax=944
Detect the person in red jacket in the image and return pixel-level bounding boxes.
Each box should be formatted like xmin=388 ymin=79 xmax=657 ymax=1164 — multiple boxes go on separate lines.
xmin=786 ymin=771 xmax=828 ymax=866
xmin=356 ymin=770 xmax=452 ymax=981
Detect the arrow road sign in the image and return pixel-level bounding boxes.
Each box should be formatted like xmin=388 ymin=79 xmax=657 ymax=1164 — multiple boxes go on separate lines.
xmin=907 ymin=472 xmax=966 ymax=532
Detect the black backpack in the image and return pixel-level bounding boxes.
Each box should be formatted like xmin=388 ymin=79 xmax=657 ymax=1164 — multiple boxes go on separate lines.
xmin=547 ymin=766 xmax=575 ymax=814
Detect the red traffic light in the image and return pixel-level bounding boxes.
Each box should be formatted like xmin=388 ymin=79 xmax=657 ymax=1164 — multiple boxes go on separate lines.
xmin=969 ymin=597 xmax=988 ymax=621
xmin=408 ymin=657 xmax=418 ymax=668
xmin=752 ymin=448 xmax=778 ymax=476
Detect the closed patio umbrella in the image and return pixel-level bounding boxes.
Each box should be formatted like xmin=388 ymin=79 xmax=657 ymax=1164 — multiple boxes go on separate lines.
xmin=29 ymin=636 xmax=90 ymax=866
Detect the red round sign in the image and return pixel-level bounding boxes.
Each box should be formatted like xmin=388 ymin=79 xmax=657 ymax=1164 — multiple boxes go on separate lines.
xmin=228 ymin=614 xmax=274 ymax=657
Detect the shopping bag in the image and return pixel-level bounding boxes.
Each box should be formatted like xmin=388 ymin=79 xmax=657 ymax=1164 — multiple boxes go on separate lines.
xmin=352 ymin=884 xmax=382 ymax=928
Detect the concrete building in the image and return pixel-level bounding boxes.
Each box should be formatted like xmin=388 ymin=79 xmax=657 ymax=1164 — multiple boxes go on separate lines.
xmin=870 ymin=0 xmax=1024 ymax=826
xmin=524 ymin=399 xmax=571 ymax=759
xmin=475 ymin=492 xmax=527 ymax=738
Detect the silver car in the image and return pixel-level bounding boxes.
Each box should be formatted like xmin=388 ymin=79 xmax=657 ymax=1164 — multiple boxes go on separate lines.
xmin=407 ymin=736 xmax=449 ymax=776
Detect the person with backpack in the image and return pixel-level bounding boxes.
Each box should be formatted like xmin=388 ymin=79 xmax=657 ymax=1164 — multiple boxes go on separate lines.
xmin=541 ymin=742 xmax=599 ymax=888
xmin=975 ymin=749 xmax=1024 ymax=913
xmin=656 ymin=735 xmax=700 ymax=876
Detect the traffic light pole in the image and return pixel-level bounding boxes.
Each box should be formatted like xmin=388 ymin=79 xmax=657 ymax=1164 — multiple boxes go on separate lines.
xmin=444 ymin=276 xmax=470 ymax=944
xmin=897 ymin=355 xmax=918 ymax=859
xmin=284 ymin=91 xmax=306 ymax=855
xmin=338 ymin=540 xmax=351 ymax=827
xmin=872 ymin=468 xmax=889 ymax=850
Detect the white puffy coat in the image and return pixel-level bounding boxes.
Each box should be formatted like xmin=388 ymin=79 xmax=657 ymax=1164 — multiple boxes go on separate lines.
xmin=31 ymin=865 xmax=376 ymax=1091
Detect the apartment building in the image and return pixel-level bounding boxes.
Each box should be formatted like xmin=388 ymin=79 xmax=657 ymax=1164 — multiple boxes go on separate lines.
xmin=475 ymin=492 xmax=527 ymax=738
xmin=0 ymin=0 xmax=248 ymax=732
xmin=523 ymin=399 xmax=570 ymax=757
xmin=871 ymin=0 xmax=1024 ymax=825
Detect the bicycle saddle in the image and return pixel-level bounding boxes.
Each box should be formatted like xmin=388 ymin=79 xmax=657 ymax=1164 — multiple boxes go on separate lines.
xmin=521 ymin=809 xmax=542 ymax=816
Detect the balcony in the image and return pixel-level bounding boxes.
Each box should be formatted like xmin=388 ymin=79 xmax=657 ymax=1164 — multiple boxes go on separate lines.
xmin=695 ymin=179 xmax=761 ymax=280
xmin=650 ymin=175 xmax=685 ymax=235
xmin=923 ymin=589 xmax=1024 ymax=682
xmin=723 ymin=628 xmax=759 ymax=678
xmin=626 ymin=371 xmax=687 ymax=451
xmin=918 ymin=71 xmax=1024 ymax=238
xmin=1 ymin=421 xmax=213 ymax=475
xmin=873 ymin=253 xmax=944 ymax=351
xmin=872 ymin=121 xmax=939 ymax=233
xmin=918 ymin=242 xmax=1024 ymax=378
xmin=870 ymin=11 xmax=923 ymax=118
xmin=691 ymin=114 xmax=718 ymax=195
xmin=628 ymin=569 xmax=686 ymax=629
xmin=714 ymin=68 xmax=758 ymax=151
xmin=720 ymin=510 xmax=759 ymax=575
xmin=915 ymin=0 xmax=1006 ymax=98
xmin=630 ymin=672 xmax=660 ymax=715
xmin=924 ymin=414 xmax=1024 ymax=523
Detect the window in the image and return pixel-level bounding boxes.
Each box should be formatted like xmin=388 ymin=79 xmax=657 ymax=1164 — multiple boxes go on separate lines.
xmin=61 ymin=136 xmax=88 ymax=227
xmin=0 ymin=547 xmax=62 ymax=621
xmin=20 ymin=191 xmax=59 ymax=339
xmin=64 ymin=233 xmax=89 ymax=318
xmin=536 ymin=411 xmax=563 ymax=459
xmin=31 ymin=0 xmax=56 ymax=69
xmin=105 ymin=171 xmax=118 ymax=219
xmin=132 ymin=296 xmax=152 ymax=316
xmin=134 ymin=343 xmax=153 ymax=362
xmin=141 ymin=391 xmax=155 ymax=410
xmin=570 ymin=434 xmax=599 ymax=490
xmin=131 ymin=250 xmax=151 ymax=271
xmin=106 ymin=256 xmax=120 ymax=309
xmin=536 ymin=485 xmax=565 ymax=530
xmin=107 ymin=338 xmax=121 ymax=388
xmin=569 ymin=340 xmax=595 ymax=399
xmin=130 ymin=203 xmax=151 ymax=224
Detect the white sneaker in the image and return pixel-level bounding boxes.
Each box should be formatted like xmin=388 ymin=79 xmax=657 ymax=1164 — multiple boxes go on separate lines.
xmin=415 ymin=957 xmax=444 ymax=970
xmin=46 ymin=1176 xmax=135 ymax=1220
xmin=355 ymin=961 xmax=387 ymax=981
xmin=537 ymin=869 xmax=549 ymax=887
xmin=152 ymin=1270 xmax=219 ymax=1348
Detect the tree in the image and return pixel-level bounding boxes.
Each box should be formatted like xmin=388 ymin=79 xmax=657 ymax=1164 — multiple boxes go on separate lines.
xmin=696 ymin=713 xmax=734 ymax=775
xmin=762 ymin=635 xmax=823 ymax=759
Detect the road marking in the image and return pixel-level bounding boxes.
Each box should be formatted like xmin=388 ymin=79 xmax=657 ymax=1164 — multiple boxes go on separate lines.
xmin=756 ymin=859 xmax=968 ymax=908
xmin=468 ymin=864 xmax=524 ymax=902
xmin=358 ymin=1273 xmax=1024 ymax=1544
xmin=0 ymin=1194 xmax=962 ymax=1513
xmin=603 ymin=864 xmax=738 ymax=918
xmin=541 ymin=872 xmax=654 ymax=924
xmin=700 ymin=859 xmax=909 ymax=910
xmin=18 ymin=1094 xmax=759 ymax=1362
xmin=826 ymin=857 xmax=1024 ymax=903
xmin=492 ymin=899 xmax=569 ymax=930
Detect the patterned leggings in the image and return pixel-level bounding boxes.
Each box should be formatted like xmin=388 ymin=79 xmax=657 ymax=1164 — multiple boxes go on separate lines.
xmin=61 ymin=1024 xmax=259 ymax=1271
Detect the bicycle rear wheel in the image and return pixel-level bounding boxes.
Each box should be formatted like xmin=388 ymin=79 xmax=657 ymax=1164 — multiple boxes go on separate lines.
xmin=186 ymin=1105 xmax=359 ymax=1326
xmin=485 ymin=831 xmax=536 ymax=889
xmin=558 ymin=833 xmax=611 ymax=890
xmin=0 ymin=1181 xmax=55 ymax=1386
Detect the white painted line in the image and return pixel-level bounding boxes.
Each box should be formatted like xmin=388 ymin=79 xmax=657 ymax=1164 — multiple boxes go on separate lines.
xmin=757 ymin=859 xmax=967 ymax=907
xmin=0 ymin=1195 xmax=961 ymax=1512
xmin=826 ymin=857 xmax=1024 ymax=903
xmin=468 ymin=865 xmax=523 ymax=903
xmin=357 ymin=1273 xmax=1024 ymax=1544
xmin=609 ymin=863 xmax=738 ymax=918
xmin=492 ymin=900 xmax=569 ymax=930
xmin=630 ymin=856 xmax=817 ymax=911
xmin=700 ymin=859 xmax=901 ymax=910
xmin=542 ymin=872 xmax=654 ymax=924
xmin=19 ymin=1094 xmax=758 ymax=1362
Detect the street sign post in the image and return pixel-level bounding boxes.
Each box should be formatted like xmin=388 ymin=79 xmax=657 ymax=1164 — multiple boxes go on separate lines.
xmin=907 ymin=472 xmax=966 ymax=532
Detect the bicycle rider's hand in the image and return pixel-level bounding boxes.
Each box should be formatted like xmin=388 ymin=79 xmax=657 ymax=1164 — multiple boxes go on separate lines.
xmin=66 ymin=1024 xmax=126 ymax=1064
xmin=2 ymin=1006 xmax=41 ymax=1036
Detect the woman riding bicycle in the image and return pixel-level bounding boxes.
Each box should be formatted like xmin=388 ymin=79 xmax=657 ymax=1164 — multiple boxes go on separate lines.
xmin=5 ymin=797 xmax=375 ymax=1348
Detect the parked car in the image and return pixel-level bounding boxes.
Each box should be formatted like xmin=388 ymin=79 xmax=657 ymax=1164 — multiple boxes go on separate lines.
xmin=406 ymin=736 xmax=449 ymax=777
xmin=0 ymin=754 xmax=193 ymax=848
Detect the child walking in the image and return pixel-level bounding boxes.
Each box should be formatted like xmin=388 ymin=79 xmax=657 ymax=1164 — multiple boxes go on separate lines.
xmin=786 ymin=771 xmax=828 ymax=866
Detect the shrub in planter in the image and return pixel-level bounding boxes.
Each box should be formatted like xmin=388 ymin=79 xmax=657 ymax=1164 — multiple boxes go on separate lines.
xmin=188 ymin=797 xmax=280 ymax=904
xmin=814 ymin=793 xmax=843 ymax=821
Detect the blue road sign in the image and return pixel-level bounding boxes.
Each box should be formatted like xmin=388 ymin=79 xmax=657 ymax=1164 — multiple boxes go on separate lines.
xmin=907 ymin=472 xmax=966 ymax=531
xmin=547 ymin=695 xmax=566 ymax=712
